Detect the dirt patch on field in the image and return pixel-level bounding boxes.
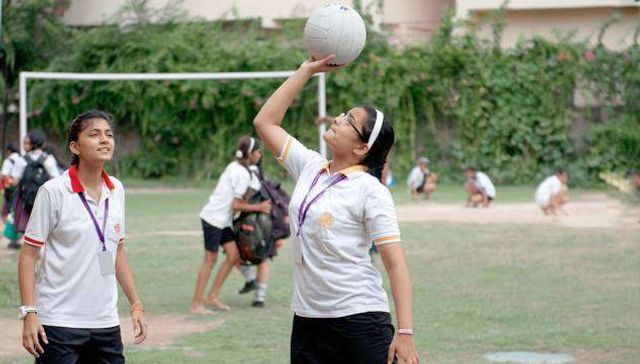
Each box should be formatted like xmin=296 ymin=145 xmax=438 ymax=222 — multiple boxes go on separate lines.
xmin=396 ymin=193 xmax=636 ymax=229
xmin=0 ymin=314 xmax=223 ymax=358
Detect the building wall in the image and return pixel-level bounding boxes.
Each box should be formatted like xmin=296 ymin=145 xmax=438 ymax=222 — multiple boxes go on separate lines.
xmin=62 ymin=0 xmax=452 ymax=44
xmin=469 ymin=7 xmax=639 ymax=50
xmin=457 ymin=0 xmax=640 ymax=50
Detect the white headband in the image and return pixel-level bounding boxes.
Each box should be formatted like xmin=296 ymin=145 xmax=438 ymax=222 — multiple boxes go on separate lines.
xmin=366 ymin=110 xmax=384 ymax=150
xmin=236 ymin=137 xmax=255 ymax=158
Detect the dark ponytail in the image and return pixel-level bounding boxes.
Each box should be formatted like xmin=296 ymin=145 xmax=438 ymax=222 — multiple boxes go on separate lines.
xmin=359 ymin=106 xmax=394 ymax=181
xmin=68 ymin=110 xmax=114 ymax=166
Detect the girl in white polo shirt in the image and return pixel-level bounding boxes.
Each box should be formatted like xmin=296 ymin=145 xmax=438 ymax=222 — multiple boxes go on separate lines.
xmin=254 ymin=56 xmax=419 ymax=364
xmin=535 ymin=168 xmax=569 ymax=215
xmin=191 ymin=135 xmax=272 ymax=314
xmin=18 ymin=110 xmax=147 ymax=363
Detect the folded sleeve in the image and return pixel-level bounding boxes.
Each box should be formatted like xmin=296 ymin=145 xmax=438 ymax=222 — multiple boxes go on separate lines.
xmin=231 ymin=168 xmax=251 ymax=199
xmin=23 ymin=187 xmax=58 ymax=248
xmin=276 ymin=134 xmax=323 ymax=182
xmin=364 ymin=183 xmax=402 ymax=246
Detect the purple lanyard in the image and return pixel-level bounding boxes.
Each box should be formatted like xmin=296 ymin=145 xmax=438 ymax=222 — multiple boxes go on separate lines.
xmin=297 ymin=169 xmax=347 ymax=236
xmin=78 ymin=193 xmax=109 ymax=251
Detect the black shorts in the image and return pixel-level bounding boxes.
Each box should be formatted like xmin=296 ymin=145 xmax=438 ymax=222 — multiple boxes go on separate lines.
xmin=201 ymin=219 xmax=235 ymax=252
xmin=36 ymin=325 xmax=123 ymax=364
xmin=291 ymin=312 xmax=395 ymax=364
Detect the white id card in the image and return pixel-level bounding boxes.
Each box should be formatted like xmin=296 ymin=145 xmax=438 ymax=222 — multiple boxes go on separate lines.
xmin=98 ymin=250 xmax=116 ymax=276
xmin=291 ymin=235 xmax=303 ymax=265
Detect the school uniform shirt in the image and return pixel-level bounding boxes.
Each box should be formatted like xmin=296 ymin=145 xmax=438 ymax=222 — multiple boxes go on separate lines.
xmin=248 ymin=165 xmax=262 ymax=192
xmin=474 ymin=171 xmax=496 ymax=199
xmin=200 ymin=161 xmax=251 ymax=229
xmin=1 ymin=152 xmax=21 ymax=176
xmin=23 ymin=165 xmax=126 ymax=329
xmin=407 ymin=166 xmax=424 ymax=191
xmin=278 ymin=134 xmax=400 ymax=318
xmin=10 ymin=150 xmax=60 ymax=180
xmin=535 ymin=175 xmax=562 ymax=207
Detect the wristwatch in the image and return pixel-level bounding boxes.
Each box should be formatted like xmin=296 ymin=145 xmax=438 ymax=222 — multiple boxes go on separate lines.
xmin=18 ymin=306 xmax=38 ymax=320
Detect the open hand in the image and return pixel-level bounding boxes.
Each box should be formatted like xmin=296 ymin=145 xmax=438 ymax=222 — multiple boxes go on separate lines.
xmin=22 ymin=314 xmax=47 ymax=358
xmin=387 ymin=334 xmax=420 ymax=364
xmin=259 ymin=200 xmax=273 ymax=214
xmin=299 ymin=54 xmax=347 ymax=75
xmin=131 ymin=310 xmax=148 ymax=344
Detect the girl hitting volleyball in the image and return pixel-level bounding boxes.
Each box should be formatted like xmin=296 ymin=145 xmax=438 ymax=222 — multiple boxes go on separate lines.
xmin=191 ymin=135 xmax=272 ymax=314
xmin=18 ymin=110 xmax=147 ymax=363
xmin=254 ymin=55 xmax=419 ymax=364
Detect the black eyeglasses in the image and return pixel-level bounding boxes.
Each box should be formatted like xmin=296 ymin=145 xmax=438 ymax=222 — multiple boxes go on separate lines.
xmin=339 ymin=113 xmax=366 ymax=142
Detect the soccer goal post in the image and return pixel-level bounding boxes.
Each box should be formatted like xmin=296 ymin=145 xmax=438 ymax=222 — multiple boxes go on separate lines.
xmin=19 ymin=71 xmax=328 ymax=157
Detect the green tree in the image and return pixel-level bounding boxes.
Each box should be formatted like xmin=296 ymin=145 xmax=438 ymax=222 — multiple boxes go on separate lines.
xmin=0 ymin=0 xmax=70 ymax=150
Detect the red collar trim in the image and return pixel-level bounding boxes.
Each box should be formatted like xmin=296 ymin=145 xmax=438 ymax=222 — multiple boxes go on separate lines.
xmin=69 ymin=164 xmax=115 ymax=193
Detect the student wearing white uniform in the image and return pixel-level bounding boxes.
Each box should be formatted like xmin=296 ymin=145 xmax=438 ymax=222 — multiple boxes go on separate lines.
xmin=407 ymin=157 xmax=437 ymax=199
xmin=10 ymin=131 xmax=61 ymax=236
xmin=1 ymin=143 xmax=21 ymax=248
xmin=254 ymin=55 xmax=419 ymax=364
xmin=465 ymin=166 xmax=496 ymax=207
xmin=535 ymin=169 xmax=569 ymax=215
xmin=1 ymin=143 xmax=20 ymax=219
xmin=18 ymin=110 xmax=147 ymax=363
xmin=191 ymin=135 xmax=272 ymax=314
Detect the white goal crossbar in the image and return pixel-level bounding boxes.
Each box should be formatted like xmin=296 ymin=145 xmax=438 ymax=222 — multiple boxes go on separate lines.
xmin=19 ymin=71 xmax=327 ymax=156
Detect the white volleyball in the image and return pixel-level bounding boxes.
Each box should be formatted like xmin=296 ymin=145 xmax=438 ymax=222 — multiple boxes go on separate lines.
xmin=303 ymin=4 xmax=367 ymax=66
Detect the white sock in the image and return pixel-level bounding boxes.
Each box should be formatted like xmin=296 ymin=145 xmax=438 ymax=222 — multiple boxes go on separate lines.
xmin=241 ymin=265 xmax=256 ymax=282
xmin=255 ymin=283 xmax=267 ymax=302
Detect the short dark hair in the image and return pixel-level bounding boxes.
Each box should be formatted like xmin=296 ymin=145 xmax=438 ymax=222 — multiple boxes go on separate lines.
xmin=5 ymin=142 xmax=19 ymax=154
xmin=27 ymin=130 xmax=46 ymax=150
xmin=465 ymin=166 xmax=476 ymax=172
xmin=359 ymin=106 xmax=395 ymax=181
xmin=68 ymin=110 xmax=114 ymax=166
xmin=555 ymin=167 xmax=567 ymax=175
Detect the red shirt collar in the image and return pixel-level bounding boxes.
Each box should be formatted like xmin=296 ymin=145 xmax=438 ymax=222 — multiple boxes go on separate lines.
xmin=69 ymin=164 xmax=115 ymax=193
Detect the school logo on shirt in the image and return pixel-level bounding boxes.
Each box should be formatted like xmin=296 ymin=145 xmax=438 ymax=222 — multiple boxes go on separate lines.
xmin=317 ymin=212 xmax=333 ymax=229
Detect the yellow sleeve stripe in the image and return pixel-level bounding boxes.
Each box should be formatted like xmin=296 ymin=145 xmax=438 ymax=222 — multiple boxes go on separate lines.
xmin=277 ymin=136 xmax=294 ymax=163
xmin=374 ymin=235 xmax=401 ymax=244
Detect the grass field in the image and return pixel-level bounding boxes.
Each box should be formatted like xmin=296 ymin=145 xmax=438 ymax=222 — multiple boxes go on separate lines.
xmin=0 ymin=184 xmax=638 ymax=363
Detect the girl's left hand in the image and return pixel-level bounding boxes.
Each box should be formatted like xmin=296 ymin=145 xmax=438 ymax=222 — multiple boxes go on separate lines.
xmin=131 ymin=310 xmax=148 ymax=344
xmin=387 ymin=334 xmax=420 ymax=364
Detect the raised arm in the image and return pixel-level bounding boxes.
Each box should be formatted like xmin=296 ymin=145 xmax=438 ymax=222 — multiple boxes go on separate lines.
xmin=253 ymin=55 xmax=340 ymax=157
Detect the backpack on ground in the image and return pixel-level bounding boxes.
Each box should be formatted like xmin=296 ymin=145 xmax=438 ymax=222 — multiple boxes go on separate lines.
xmin=20 ymin=155 xmax=50 ymax=213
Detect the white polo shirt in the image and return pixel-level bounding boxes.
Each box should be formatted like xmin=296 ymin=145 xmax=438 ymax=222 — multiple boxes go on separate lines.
xmin=24 ymin=165 xmax=126 ymax=329
xmin=474 ymin=171 xmax=496 ymax=199
xmin=1 ymin=152 xmax=21 ymax=176
xmin=278 ymin=134 xmax=401 ymax=318
xmin=535 ymin=175 xmax=562 ymax=207
xmin=248 ymin=165 xmax=262 ymax=192
xmin=10 ymin=150 xmax=60 ymax=180
xmin=199 ymin=161 xmax=251 ymax=229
